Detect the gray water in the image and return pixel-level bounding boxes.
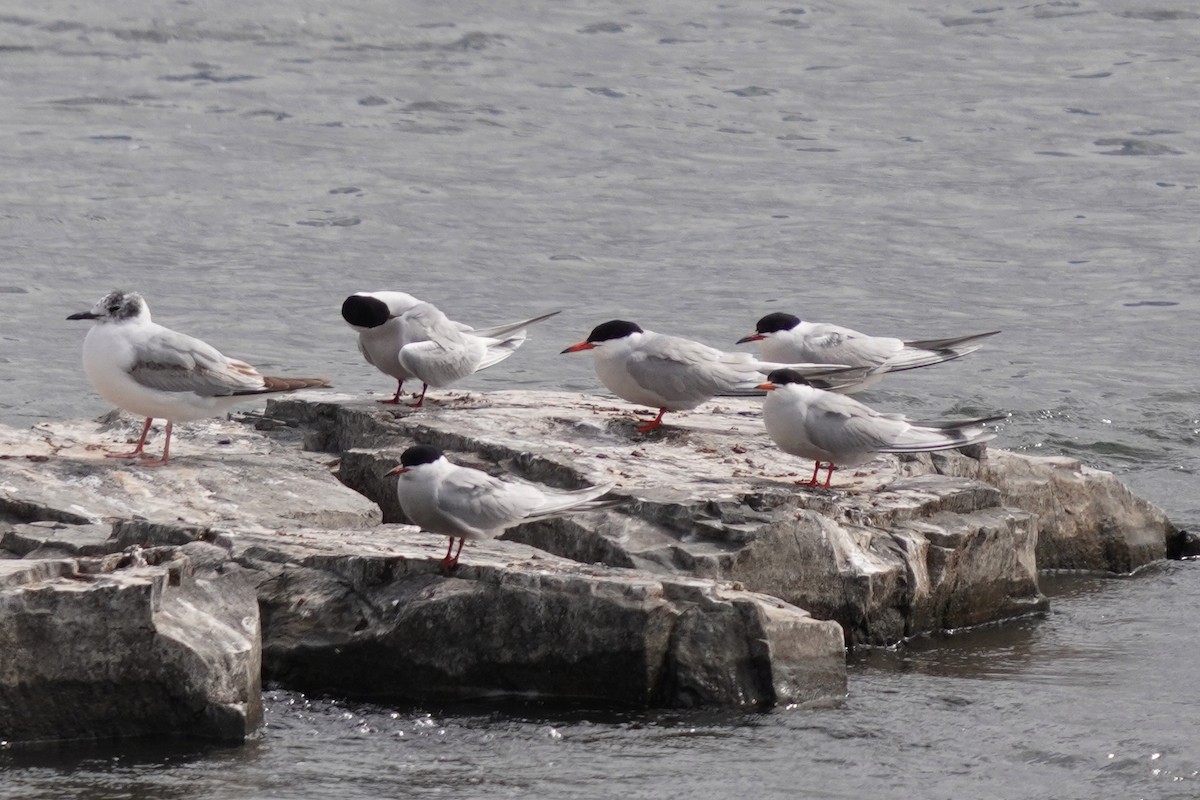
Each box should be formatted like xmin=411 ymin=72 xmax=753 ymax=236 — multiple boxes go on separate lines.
xmin=0 ymin=0 xmax=1197 ymax=796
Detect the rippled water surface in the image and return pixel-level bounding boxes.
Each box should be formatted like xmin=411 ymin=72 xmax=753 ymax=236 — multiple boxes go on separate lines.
xmin=1 ymin=0 xmax=1197 ymax=796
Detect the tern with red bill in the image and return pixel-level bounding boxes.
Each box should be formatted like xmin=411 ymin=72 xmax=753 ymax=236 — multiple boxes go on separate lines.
xmin=561 ymin=320 xmax=866 ymax=432
xmin=758 ymin=368 xmax=1005 ymax=488
xmin=68 ymin=290 xmax=329 ymax=466
xmin=386 ymin=445 xmax=623 ymax=572
xmin=738 ymin=312 xmax=1000 ymax=392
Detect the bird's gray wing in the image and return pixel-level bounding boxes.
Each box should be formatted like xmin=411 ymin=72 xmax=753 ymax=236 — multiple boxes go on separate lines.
xmin=398 ymin=338 xmax=485 ymax=387
xmin=804 ymin=395 xmax=909 ymax=454
xmin=625 ymin=338 xmax=734 ymax=401
xmin=438 ymin=468 xmax=544 ymax=532
xmin=470 ymin=310 xmax=561 ymax=341
xmin=128 ymin=328 xmax=263 ymax=396
xmin=903 ymin=330 xmax=1001 ymax=352
xmin=394 ymin=304 xmax=488 ymax=386
xmin=804 ymin=326 xmax=900 ymax=368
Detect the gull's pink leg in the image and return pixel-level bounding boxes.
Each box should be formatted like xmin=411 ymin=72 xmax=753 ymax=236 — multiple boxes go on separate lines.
xmin=136 ymin=421 xmax=174 ymax=467
xmin=105 ymin=417 xmax=153 ymax=459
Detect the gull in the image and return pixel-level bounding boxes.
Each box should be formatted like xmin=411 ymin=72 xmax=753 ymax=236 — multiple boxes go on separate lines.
xmin=341 ymin=291 xmax=559 ymax=406
xmin=737 ymin=312 xmax=1000 ymax=392
xmin=68 ymin=290 xmax=329 ymax=466
xmin=385 ymin=444 xmax=624 ymax=571
xmin=758 ymin=368 xmax=1005 ymax=487
xmin=561 ymin=319 xmax=865 ymax=432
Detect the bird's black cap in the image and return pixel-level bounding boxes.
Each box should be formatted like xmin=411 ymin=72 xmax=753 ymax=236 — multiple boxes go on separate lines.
xmin=587 ymin=319 xmax=643 ymax=343
xmin=755 ymin=312 xmax=801 ymax=334
xmin=765 ymin=368 xmax=812 ymax=386
xmin=341 ymin=295 xmax=392 ymax=328
xmin=400 ymin=445 xmax=443 ymax=467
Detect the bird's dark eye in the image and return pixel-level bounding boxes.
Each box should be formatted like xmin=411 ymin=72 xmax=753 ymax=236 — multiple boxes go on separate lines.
xmin=108 ymin=305 xmax=120 ymax=313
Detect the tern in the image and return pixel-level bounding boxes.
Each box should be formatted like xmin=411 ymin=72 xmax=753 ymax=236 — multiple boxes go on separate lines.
xmin=737 ymin=312 xmax=1000 ymax=392
xmin=561 ymin=319 xmax=865 ymax=432
xmin=386 ymin=445 xmax=624 ymax=571
xmin=68 ymin=290 xmax=329 ymax=466
xmin=758 ymin=368 xmax=1005 ymax=487
xmin=341 ymin=291 xmax=559 ymax=406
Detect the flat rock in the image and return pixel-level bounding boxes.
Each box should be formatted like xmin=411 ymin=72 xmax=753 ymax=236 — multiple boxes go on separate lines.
xmin=0 ymin=542 xmax=262 ymax=743
xmin=0 ymin=413 xmax=380 ymax=532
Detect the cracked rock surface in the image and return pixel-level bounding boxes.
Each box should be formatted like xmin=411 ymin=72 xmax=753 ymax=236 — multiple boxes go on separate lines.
xmin=0 ymin=391 xmax=1180 ymax=739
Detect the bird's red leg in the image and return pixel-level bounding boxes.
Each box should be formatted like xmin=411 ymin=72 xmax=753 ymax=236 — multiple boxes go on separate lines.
xmin=105 ymin=417 xmax=153 ymax=459
xmin=635 ymin=408 xmax=667 ymax=433
xmin=407 ymin=383 xmax=429 ymax=409
xmin=377 ymin=380 xmax=405 ymax=405
xmin=137 ymin=421 xmax=174 ymax=467
xmin=440 ymin=537 xmax=464 ymax=573
xmin=801 ymin=460 xmax=822 ymax=486
xmin=822 ymin=463 xmax=836 ymax=488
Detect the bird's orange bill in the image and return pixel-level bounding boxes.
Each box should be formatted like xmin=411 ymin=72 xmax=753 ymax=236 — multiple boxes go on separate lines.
xmin=736 ymin=333 xmax=765 ymax=344
xmin=385 ymin=465 xmax=409 ymax=476
xmin=560 ymin=341 xmax=596 ymax=353
xmin=757 ymin=382 xmax=777 ymax=391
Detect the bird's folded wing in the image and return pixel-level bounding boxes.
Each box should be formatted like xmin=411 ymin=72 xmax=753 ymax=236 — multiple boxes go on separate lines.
xmin=398 ymin=338 xmax=484 ymax=386
xmin=627 ymin=348 xmax=731 ymax=401
xmin=129 ymin=329 xmax=264 ymax=396
xmin=808 ymin=330 xmax=901 ymax=368
xmin=805 ymin=400 xmax=905 ymax=454
xmin=470 ymin=309 xmax=561 ymax=341
xmin=439 ymin=469 xmax=543 ymax=530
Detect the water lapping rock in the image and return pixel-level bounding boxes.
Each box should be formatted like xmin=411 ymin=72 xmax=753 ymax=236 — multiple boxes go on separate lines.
xmin=0 ymin=391 xmax=1181 ymax=743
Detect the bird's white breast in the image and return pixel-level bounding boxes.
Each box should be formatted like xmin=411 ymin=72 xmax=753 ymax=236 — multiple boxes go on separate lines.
xmin=592 ymin=342 xmax=675 ymax=409
xmin=357 ymin=320 xmax=411 ymax=380
xmin=763 ymin=385 xmax=843 ymax=464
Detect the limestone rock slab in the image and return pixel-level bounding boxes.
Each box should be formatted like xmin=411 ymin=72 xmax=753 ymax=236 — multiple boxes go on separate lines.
xmin=209 ymin=524 xmax=847 ymax=709
xmin=263 ymin=393 xmax=1056 ymax=644
xmin=0 ymin=413 xmax=380 ymax=532
xmin=0 ymin=543 xmax=262 ymax=743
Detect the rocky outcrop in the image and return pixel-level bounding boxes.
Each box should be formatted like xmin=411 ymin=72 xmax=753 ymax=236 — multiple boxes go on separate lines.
xmin=261 ymin=391 xmax=1174 ymax=644
xmin=0 ymin=389 xmax=1181 ymax=738
xmin=216 ymin=525 xmax=845 ymax=709
xmin=0 ymin=542 xmax=261 ymax=743
xmin=0 ymin=407 xmax=849 ymax=737
xmin=925 ymin=449 xmax=1176 ymax=573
